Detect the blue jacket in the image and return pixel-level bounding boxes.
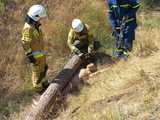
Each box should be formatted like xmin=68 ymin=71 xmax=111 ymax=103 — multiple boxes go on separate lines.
xmin=107 ymin=0 xmax=140 ymax=30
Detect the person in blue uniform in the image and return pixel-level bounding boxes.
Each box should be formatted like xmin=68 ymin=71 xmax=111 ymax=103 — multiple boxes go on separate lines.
xmin=106 ymin=0 xmax=140 ymax=59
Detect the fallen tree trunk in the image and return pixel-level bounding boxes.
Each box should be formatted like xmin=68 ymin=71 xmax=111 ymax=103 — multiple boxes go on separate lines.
xmin=25 ymin=55 xmax=83 ymax=120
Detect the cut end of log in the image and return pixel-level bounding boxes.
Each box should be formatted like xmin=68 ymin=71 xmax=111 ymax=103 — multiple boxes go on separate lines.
xmin=87 ymin=63 xmax=97 ymax=73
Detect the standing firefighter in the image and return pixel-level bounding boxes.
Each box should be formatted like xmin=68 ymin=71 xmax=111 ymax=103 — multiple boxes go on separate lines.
xmin=21 ymin=5 xmax=49 ymax=92
xmin=106 ymin=0 xmax=140 ymax=59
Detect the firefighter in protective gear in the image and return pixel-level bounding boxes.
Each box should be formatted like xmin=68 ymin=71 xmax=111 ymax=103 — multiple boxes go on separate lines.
xmin=67 ymin=19 xmax=94 ymax=55
xmin=21 ymin=5 xmax=49 ymax=92
xmin=106 ymin=0 xmax=140 ymax=58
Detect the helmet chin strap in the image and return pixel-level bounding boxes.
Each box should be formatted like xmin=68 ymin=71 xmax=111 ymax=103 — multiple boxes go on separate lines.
xmin=25 ymin=15 xmax=41 ymax=30
xmin=79 ymin=24 xmax=87 ymax=34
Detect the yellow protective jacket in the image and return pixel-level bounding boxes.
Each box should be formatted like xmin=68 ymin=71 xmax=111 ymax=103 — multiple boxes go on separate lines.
xmin=21 ymin=23 xmax=45 ymax=58
xmin=67 ymin=24 xmax=94 ymax=52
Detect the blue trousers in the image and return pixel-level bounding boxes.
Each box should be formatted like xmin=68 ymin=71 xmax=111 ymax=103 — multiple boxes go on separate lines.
xmin=123 ymin=29 xmax=135 ymax=51
xmin=114 ymin=28 xmax=135 ymax=52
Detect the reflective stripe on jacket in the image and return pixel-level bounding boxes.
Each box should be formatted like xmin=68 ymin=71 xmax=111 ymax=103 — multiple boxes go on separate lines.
xmin=67 ymin=24 xmax=94 ymax=52
xmin=107 ymin=0 xmax=140 ymax=30
xmin=21 ymin=23 xmax=45 ymax=55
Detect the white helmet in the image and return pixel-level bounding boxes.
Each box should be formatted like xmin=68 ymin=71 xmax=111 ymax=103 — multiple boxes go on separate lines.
xmin=72 ymin=19 xmax=84 ymax=33
xmin=27 ymin=5 xmax=47 ymax=21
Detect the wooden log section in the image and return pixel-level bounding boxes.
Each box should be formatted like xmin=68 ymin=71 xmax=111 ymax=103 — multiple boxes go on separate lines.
xmin=25 ymin=55 xmax=83 ymax=120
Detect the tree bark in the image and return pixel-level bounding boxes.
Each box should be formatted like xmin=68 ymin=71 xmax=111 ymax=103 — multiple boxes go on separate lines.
xmin=25 ymin=55 xmax=83 ymax=120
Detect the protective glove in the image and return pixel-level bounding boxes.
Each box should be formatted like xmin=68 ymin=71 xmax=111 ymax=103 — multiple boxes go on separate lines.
xmin=88 ymin=47 xmax=92 ymax=53
xmin=88 ymin=47 xmax=95 ymax=55
xmin=72 ymin=46 xmax=81 ymax=55
xmin=78 ymin=52 xmax=84 ymax=58
xmin=26 ymin=52 xmax=36 ymax=63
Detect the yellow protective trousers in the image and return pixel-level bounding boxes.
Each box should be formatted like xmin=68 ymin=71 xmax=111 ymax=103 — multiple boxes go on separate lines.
xmin=31 ymin=56 xmax=48 ymax=91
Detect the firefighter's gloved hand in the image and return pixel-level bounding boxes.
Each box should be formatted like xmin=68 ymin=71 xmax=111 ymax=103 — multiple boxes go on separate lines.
xmin=88 ymin=47 xmax=94 ymax=54
xmin=73 ymin=46 xmax=81 ymax=55
xmin=26 ymin=52 xmax=36 ymax=63
xmin=78 ymin=53 xmax=84 ymax=58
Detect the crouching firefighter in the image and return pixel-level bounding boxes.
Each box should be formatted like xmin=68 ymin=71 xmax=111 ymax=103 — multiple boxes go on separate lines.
xmin=106 ymin=0 xmax=140 ymax=59
xmin=67 ymin=19 xmax=96 ymax=64
xmin=21 ymin=5 xmax=49 ymax=92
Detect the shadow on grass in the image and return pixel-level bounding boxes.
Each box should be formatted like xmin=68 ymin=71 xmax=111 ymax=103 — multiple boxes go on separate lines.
xmin=96 ymin=52 xmax=115 ymax=66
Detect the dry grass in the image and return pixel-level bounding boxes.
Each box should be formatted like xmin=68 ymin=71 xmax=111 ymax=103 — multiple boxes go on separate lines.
xmin=133 ymin=13 xmax=160 ymax=57
xmin=0 ymin=0 xmax=160 ymax=120
xmin=52 ymin=13 xmax=160 ymax=120
xmin=55 ymin=52 xmax=160 ymax=120
xmin=0 ymin=0 xmax=110 ymax=119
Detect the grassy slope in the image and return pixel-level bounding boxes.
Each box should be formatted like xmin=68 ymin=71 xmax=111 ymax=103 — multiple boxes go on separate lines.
xmin=0 ymin=0 xmax=160 ymax=120
xmin=55 ymin=54 xmax=160 ymax=120
xmin=0 ymin=0 xmax=110 ymax=119
xmin=53 ymin=13 xmax=160 ymax=120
